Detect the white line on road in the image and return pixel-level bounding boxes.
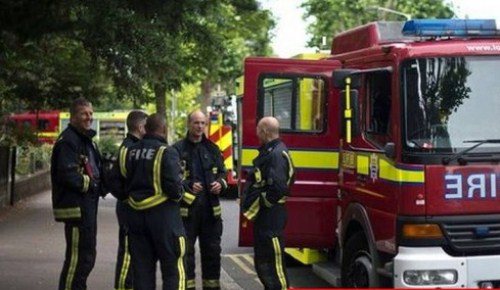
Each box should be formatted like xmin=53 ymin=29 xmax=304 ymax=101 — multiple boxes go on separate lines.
xmin=226 ymin=254 xmax=255 ymax=275
xmin=240 ymin=254 xmax=254 ymax=267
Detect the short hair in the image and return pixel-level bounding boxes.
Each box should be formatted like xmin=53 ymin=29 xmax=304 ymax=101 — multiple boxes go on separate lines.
xmin=70 ymin=97 xmax=92 ymax=115
xmin=126 ymin=110 xmax=148 ymax=131
xmin=145 ymin=113 xmax=166 ymax=134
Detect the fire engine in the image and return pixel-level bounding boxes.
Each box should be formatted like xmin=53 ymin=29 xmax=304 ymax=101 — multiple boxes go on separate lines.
xmin=8 ymin=110 xmax=60 ymax=143
xmin=207 ymin=96 xmax=238 ymax=196
xmin=238 ymin=19 xmax=500 ymax=288
xmin=8 ymin=110 xmax=130 ymax=144
xmin=59 ymin=111 xmax=129 ymax=143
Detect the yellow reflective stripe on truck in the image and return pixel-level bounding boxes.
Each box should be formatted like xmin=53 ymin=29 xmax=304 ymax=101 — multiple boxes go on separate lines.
xmin=241 ymin=148 xmax=339 ymax=170
xmin=356 ymin=152 xmax=424 ymax=183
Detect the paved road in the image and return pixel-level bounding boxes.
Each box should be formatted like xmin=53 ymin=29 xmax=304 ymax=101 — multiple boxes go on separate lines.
xmin=0 ymin=191 xmax=331 ymax=289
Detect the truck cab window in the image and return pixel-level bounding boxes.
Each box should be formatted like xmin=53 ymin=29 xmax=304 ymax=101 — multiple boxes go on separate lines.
xmin=365 ymin=71 xmax=392 ymax=146
xmin=38 ymin=119 xmax=49 ymax=130
xmin=259 ymin=76 xmax=326 ymax=132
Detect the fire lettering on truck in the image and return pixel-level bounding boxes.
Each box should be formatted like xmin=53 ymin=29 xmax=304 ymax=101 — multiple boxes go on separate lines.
xmin=444 ymin=173 xmax=498 ymax=199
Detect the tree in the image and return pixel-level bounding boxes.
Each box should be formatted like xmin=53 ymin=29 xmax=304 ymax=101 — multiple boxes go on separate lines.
xmin=301 ymin=0 xmax=455 ymax=50
xmin=0 ymin=35 xmax=112 ymax=113
xmin=195 ymin=1 xmax=275 ymax=110
xmin=0 ymin=0 xmax=275 ymax=122
xmin=0 ymin=0 xmax=114 ymax=113
xmin=79 ymin=0 xmax=274 ymax=117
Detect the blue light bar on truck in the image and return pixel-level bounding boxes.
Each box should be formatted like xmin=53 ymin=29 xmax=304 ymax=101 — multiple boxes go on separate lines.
xmin=402 ymin=19 xmax=498 ymax=37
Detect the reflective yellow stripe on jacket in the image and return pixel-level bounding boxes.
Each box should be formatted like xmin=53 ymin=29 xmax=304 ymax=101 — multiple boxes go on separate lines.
xmin=282 ymin=151 xmax=294 ymax=185
xmin=128 ymin=146 xmax=168 ymax=210
xmin=119 ymin=147 xmax=128 ymax=178
xmin=243 ymin=198 xmax=260 ymax=221
xmin=53 ymin=207 xmax=81 ymax=219
xmin=182 ymin=192 xmax=196 ymax=205
xmin=82 ymin=174 xmax=90 ymax=193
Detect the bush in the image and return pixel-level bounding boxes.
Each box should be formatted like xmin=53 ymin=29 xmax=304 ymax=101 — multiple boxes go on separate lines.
xmin=97 ymin=137 xmax=120 ymax=157
xmin=15 ymin=143 xmax=52 ymax=176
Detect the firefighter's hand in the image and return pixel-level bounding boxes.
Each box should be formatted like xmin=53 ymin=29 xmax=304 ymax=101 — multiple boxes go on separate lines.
xmin=192 ymin=182 xmax=203 ymax=194
xmin=210 ymin=181 xmax=222 ymax=195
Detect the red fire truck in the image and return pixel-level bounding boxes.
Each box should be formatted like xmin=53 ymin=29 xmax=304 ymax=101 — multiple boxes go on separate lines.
xmin=208 ymin=96 xmax=239 ymax=195
xmin=238 ymin=19 xmax=500 ymax=288
xmin=8 ymin=110 xmax=130 ymax=144
xmin=8 ymin=110 xmax=60 ymax=143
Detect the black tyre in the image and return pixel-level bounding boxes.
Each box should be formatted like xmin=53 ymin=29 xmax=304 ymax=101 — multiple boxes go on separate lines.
xmin=341 ymin=231 xmax=378 ymax=287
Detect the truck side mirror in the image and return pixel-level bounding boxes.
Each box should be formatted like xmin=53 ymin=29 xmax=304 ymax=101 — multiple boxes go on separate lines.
xmin=384 ymin=142 xmax=396 ymax=159
xmin=340 ymin=89 xmax=360 ymax=143
xmin=333 ymin=69 xmax=361 ymax=89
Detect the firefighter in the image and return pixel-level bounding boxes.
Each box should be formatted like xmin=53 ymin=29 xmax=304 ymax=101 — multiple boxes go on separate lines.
xmin=241 ymin=116 xmax=295 ymax=290
xmin=118 ymin=113 xmax=186 ymax=290
xmin=173 ymin=110 xmax=228 ymax=290
xmin=113 ymin=110 xmax=148 ymax=290
xmin=51 ymin=97 xmax=104 ymax=290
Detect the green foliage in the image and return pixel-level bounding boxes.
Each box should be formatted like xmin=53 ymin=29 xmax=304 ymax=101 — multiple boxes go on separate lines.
xmin=0 ymin=0 xmax=275 ymax=119
xmin=0 ymin=34 xmax=113 ymax=112
xmin=15 ymin=144 xmax=52 ymax=176
xmin=171 ymin=83 xmax=202 ymax=140
xmin=301 ymin=0 xmax=455 ymax=50
xmin=96 ymin=137 xmax=120 ymax=157
xmin=0 ymin=118 xmax=38 ymax=146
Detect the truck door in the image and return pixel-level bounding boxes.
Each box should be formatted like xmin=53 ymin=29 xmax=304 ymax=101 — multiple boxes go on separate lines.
xmin=239 ymin=57 xmax=342 ymax=248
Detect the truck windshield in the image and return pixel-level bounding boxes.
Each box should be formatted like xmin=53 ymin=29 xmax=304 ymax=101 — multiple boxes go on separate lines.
xmin=402 ymin=57 xmax=500 ymax=153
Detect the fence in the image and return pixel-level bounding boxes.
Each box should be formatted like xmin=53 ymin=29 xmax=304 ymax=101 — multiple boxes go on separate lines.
xmin=0 ymin=146 xmax=16 ymax=208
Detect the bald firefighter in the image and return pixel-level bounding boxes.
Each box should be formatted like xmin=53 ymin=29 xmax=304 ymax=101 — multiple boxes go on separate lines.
xmin=242 ymin=116 xmax=295 ymax=290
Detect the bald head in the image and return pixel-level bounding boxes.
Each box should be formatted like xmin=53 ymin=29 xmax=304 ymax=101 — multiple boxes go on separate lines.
xmin=257 ymin=116 xmax=280 ymax=145
xmin=145 ymin=113 xmax=167 ymax=137
xmin=187 ymin=110 xmax=206 ymax=124
xmin=187 ymin=109 xmax=207 ymax=142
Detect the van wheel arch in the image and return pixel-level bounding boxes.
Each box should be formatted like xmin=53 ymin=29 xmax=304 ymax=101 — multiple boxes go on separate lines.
xmin=340 ymin=204 xmax=382 ymax=287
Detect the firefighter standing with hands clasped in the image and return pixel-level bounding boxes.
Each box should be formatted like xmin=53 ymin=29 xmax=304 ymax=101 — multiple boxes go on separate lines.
xmin=173 ymin=110 xmax=228 ymax=290
xmin=242 ymin=116 xmax=295 ymax=290
xmin=116 ymin=113 xmax=186 ymax=290
xmin=51 ymin=97 xmax=104 ymax=290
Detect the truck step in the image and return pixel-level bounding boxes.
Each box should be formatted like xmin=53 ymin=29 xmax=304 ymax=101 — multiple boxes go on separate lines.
xmin=285 ymin=248 xmax=327 ymax=265
xmin=312 ymin=261 xmax=341 ymax=287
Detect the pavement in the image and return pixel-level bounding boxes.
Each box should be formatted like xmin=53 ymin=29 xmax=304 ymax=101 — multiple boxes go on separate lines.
xmin=0 ymin=191 xmax=244 ymax=290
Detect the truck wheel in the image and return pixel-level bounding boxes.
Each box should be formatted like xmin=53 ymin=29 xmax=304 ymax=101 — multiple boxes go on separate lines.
xmin=341 ymin=232 xmax=378 ymax=287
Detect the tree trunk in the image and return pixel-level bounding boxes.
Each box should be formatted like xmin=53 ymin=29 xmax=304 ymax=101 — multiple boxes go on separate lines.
xmin=201 ymin=78 xmax=212 ymax=113
xmin=154 ymin=83 xmax=167 ymax=119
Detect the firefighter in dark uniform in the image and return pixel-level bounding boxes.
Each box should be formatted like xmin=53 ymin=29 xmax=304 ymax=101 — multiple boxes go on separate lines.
xmin=173 ymin=110 xmax=228 ymax=290
xmin=118 ymin=113 xmax=186 ymax=290
xmin=113 ymin=110 xmax=148 ymax=290
xmin=51 ymin=97 xmax=104 ymax=290
xmin=241 ymin=116 xmax=295 ymax=290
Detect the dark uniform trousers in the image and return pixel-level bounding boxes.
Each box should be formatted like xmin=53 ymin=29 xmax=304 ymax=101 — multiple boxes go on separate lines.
xmin=59 ymin=194 xmax=98 ymax=290
xmin=183 ymin=195 xmax=222 ymax=290
xmin=114 ymin=201 xmax=133 ymax=290
xmin=128 ymin=201 xmax=186 ymax=290
xmin=114 ymin=133 xmax=139 ymax=290
xmin=253 ymin=204 xmax=288 ymax=290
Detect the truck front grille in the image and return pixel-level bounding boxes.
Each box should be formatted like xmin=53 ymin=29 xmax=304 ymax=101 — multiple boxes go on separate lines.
xmin=442 ymin=217 xmax=500 ymax=255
